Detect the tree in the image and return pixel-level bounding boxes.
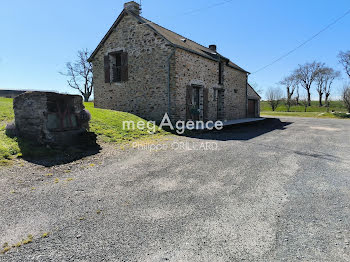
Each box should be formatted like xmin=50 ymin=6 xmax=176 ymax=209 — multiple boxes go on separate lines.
xmin=295 ymin=86 xmax=300 ymax=105
xmin=294 ymin=61 xmax=324 ymax=106
xmin=266 ymin=87 xmax=283 ymax=111
xmin=315 ymin=67 xmax=326 ymax=107
xmin=338 ymin=50 xmax=350 ymax=78
xmin=280 ymin=74 xmax=298 ymax=111
xmin=323 ymin=68 xmax=340 ymax=107
xmin=342 ymin=85 xmax=350 ymax=113
xmin=60 ymin=49 xmax=93 ymax=102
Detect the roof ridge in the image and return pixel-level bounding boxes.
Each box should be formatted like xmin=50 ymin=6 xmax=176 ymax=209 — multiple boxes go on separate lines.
xmin=88 ymin=9 xmax=249 ymax=73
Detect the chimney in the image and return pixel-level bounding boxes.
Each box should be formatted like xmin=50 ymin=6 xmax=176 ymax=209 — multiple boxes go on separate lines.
xmin=209 ymin=45 xmax=217 ymax=52
xmin=124 ymin=1 xmax=141 ymax=16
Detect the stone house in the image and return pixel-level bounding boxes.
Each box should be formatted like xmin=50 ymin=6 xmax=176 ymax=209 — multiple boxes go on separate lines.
xmin=88 ymin=1 xmax=260 ymax=122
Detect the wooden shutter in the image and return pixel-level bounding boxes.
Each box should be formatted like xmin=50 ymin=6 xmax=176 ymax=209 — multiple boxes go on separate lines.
xmin=104 ymin=55 xmax=110 ymax=83
xmin=120 ymin=52 xmax=128 ymax=82
xmin=186 ymin=85 xmax=193 ymax=121
xmin=203 ymin=88 xmax=209 ymax=121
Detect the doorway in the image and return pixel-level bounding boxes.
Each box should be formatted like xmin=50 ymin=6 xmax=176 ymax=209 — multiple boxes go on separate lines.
xmin=248 ymin=99 xmax=256 ymax=118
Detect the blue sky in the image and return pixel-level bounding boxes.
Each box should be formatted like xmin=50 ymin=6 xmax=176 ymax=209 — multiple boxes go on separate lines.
xmin=0 ymin=0 xmax=349 ymax=99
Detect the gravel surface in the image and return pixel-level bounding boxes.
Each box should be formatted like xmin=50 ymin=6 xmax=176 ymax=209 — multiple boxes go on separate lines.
xmin=0 ymin=117 xmax=350 ymax=261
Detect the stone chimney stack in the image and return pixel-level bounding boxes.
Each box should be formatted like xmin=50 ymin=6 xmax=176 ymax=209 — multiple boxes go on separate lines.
xmin=209 ymin=45 xmax=217 ymax=52
xmin=124 ymin=1 xmax=141 ymax=16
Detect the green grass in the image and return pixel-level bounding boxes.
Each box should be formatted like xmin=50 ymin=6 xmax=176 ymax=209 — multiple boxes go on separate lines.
xmin=84 ymin=102 xmax=168 ymax=143
xmin=0 ymin=98 xmax=168 ymax=163
xmin=261 ymin=100 xmax=350 ymax=119
xmin=0 ymin=98 xmax=20 ymax=164
xmin=261 ymin=100 xmax=346 ymax=113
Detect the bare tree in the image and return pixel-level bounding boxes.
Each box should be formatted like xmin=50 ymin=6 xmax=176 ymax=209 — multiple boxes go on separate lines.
xmin=60 ymin=49 xmax=93 ymax=102
xmin=338 ymin=50 xmax=350 ymax=78
xmin=280 ymin=74 xmax=298 ymax=111
xmin=266 ymin=87 xmax=283 ymax=111
xmin=342 ymin=85 xmax=350 ymax=113
xmin=315 ymin=66 xmax=327 ymax=107
xmin=323 ymin=68 xmax=340 ymax=107
xmin=294 ymin=61 xmax=324 ymax=106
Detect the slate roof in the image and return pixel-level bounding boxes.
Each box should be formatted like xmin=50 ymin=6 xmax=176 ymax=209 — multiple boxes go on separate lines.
xmin=89 ymin=9 xmax=249 ymax=74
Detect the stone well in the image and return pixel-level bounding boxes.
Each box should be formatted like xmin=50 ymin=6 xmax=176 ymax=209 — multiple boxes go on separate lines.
xmin=13 ymin=91 xmax=91 ymax=145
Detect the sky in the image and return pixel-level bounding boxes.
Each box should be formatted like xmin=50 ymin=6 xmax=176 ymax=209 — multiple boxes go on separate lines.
xmin=0 ymin=0 xmax=349 ymax=100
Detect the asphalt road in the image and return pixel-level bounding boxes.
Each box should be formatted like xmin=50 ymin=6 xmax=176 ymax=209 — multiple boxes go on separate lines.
xmin=1 ymin=117 xmax=350 ymax=261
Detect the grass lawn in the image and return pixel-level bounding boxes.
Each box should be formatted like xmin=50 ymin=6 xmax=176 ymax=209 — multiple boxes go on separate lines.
xmin=261 ymin=100 xmax=350 ymax=118
xmin=0 ymin=98 xmax=20 ymax=164
xmin=261 ymin=100 xmax=346 ymax=112
xmin=0 ymin=98 xmax=168 ymax=164
xmin=84 ymin=102 xmax=168 ymax=142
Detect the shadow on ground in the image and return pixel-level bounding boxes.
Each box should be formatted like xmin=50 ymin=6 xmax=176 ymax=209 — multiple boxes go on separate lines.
xmin=15 ymin=133 xmax=101 ymax=167
xmin=185 ymin=118 xmax=292 ymax=141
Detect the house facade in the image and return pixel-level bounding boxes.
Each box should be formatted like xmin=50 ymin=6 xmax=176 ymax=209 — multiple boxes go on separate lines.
xmin=89 ymin=1 xmax=260 ymax=122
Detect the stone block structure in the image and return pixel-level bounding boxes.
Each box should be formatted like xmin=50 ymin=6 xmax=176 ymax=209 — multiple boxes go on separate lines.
xmin=89 ymin=1 xmax=260 ymax=122
xmin=13 ymin=92 xmax=91 ymax=145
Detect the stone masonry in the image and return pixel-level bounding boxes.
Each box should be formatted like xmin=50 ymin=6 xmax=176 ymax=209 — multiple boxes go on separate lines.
xmin=13 ymin=92 xmax=90 ymax=145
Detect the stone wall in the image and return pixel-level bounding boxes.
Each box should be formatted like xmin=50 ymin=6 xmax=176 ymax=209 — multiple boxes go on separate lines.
xmin=13 ymin=92 xmax=87 ymax=145
xmin=247 ymin=84 xmax=260 ymax=100
xmin=224 ymin=66 xmax=248 ymax=120
xmin=173 ymin=48 xmax=248 ymax=121
xmin=91 ymin=12 xmax=175 ymax=122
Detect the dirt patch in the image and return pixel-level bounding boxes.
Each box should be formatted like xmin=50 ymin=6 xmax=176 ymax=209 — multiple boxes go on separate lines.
xmin=309 ymin=126 xmax=341 ymax=131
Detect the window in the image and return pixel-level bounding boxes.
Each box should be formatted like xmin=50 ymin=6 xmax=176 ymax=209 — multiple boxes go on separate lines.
xmin=104 ymin=51 xmax=128 ymax=83
xmin=111 ymin=52 xmax=122 ymax=82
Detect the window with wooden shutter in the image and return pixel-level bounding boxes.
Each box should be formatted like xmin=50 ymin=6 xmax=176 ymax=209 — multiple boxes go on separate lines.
xmin=104 ymin=55 xmax=110 ymax=83
xmin=108 ymin=51 xmax=128 ymax=83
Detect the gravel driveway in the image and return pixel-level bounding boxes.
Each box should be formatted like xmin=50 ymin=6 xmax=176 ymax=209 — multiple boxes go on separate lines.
xmin=1 ymin=117 xmax=350 ymax=261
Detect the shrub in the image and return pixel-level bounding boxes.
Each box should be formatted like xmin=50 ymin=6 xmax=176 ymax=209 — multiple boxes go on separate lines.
xmin=333 ymin=112 xmax=350 ymax=118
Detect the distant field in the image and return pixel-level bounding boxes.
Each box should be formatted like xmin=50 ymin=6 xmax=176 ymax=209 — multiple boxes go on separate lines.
xmin=261 ymin=100 xmax=350 ymax=119
xmin=261 ymin=100 xmax=346 ymax=113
